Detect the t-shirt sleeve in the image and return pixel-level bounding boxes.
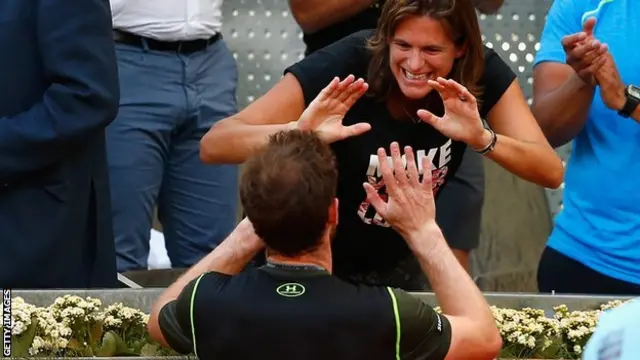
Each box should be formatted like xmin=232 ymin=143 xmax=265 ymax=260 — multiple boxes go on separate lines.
xmin=534 ymin=0 xmax=585 ymax=66
xmin=478 ymin=47 xmax=517 ymax=118
xmin=158 ymin=272 xmax=231 ymax=354
xmin=284 ymin=29 xmax=373 ymax=106
xmin=390 ymin=288 xmax=452 ymax=360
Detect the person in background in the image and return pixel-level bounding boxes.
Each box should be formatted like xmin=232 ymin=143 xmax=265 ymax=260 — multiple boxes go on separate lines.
xmin=288 ymin=0 xmax=506 ymax=273
xmin=582 ymin=299 xmax=640 ymax=360
xmin=200 ymin=0 xmax=563 ymax=290
xmin=0 ymin=0 xmax=119 ymax=288
xmin=148 ymin=130 xmax=502 ymax=360
xmin=532 ymin=0 xmax=640 ymax=295
xmin=108 ymin=0 xmax=239 ymax=272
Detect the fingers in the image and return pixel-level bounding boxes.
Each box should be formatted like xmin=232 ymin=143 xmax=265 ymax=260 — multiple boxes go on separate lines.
xmin=389 ymin=142 xmax=407 ymax=187
xmin=404 ymin=146 xmax=420 ymax=187
xmin=336 ymin=77 xmax=367 ymax=103
xmin=420 ymin=157 xmax=435 ymax=195
xmin=330 ymin=75 xmax=356 ymax=100
xmin=416 ymin=109 xmax=440 ymax=127
xmin=580 ymin=54 xmax=608 ymax=79
xmin=363 ymin=183 xmax=387 ymax=218
xmin=340 ymin=122 xmax=371 ymax=140
xmin=442 ymin=78 xmax=477 ymax=105
xmin=317 ymin=76 xmax=340 ymax=101
xmin=561 ymin=32 xmax=587 ymax=50
xmin=376 ymin=147 xmax=397 ymax=197
xmin=343 ymin=81 xmax=369 ymax=108
xmin=428 ymin=78 xmax=451 ymax=99
xmin=582 ymin=17 xmax=597 ymax=36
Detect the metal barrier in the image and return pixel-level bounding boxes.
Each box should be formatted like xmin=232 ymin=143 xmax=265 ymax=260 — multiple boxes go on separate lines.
xmin=14 ymin=288 xmax=633 ymax=314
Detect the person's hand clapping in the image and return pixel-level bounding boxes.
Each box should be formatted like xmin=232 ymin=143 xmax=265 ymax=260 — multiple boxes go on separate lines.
xmin=416 ymin=77 xmax=487 ymax=149
xmin=362 ymin=142 xmax=440 ymax=245
xmin=594 ymin=53 xmax=627 ymax=113
xmin=297 ymin=75 xmax=371 ymax=143
xmin=562 ymin=17 xmax=608 ymax=85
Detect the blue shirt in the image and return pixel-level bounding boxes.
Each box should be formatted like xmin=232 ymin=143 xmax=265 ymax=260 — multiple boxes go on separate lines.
xmin=582 ymin=298 xmax=640 ymax=360
xmin=534 ymin=0 xmax=640 ymax=285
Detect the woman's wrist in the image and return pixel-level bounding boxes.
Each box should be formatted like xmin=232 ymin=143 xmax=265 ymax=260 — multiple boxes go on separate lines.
xmin=469 ymin=128 xmax=494 ymax=151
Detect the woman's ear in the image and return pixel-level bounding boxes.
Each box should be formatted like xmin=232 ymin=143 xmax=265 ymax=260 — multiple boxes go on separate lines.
xmin=455 ymin=41 xmax=468 ymax=59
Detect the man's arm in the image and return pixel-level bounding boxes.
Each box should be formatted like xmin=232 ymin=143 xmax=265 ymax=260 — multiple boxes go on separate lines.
xmin=147 ymin=219 xmax=264 ymax=349
xmin=0 ymin=0 xmax=119 ymax=184
xmin=409 ymin=224 xmax=502 ymax=360
xmin=531 ymin=2 xmax=604 ymax=148
xmin=288 ymin=0 xmax=378 ymax=34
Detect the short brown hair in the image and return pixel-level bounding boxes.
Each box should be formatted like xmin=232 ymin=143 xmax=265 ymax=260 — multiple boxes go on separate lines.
xmin=240 ymin=130 xmax=338 ymax=257
xmin=366 ymin=0 xmax=485 ymax=102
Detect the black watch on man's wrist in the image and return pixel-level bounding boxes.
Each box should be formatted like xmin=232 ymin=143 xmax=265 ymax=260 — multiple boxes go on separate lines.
xmin=618 ymin=84 xmax=640 ymax=118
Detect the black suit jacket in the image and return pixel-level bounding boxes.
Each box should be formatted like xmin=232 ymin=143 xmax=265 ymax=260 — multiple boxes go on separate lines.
xmin=0 ymin=0 xmax=119 ymax=288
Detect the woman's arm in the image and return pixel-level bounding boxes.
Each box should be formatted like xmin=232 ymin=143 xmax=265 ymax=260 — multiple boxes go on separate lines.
xmin=483 ymin=80 xmax=565 ymax=189
xmin=200 ymin=74 xmax=370 ymax=164
xmin=200 ymin=74 xmax=304 ymax=164
xmin=201 ymin=30 xmax=373 ymax=164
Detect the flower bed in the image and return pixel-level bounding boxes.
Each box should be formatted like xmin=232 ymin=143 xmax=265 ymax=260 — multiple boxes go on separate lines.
xmin=3 ymin=295 xmax=633 ymax=358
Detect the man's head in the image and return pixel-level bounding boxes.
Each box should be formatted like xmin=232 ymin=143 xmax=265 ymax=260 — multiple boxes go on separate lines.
xmin=240 ymin=130 xmax=338 ymax=257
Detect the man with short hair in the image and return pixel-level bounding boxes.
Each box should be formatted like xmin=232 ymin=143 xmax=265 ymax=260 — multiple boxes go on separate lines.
xmin=147 ymin=130 xmax=502 ymax=359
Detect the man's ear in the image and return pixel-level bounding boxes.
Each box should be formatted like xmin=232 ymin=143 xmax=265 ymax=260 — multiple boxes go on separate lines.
xmin=328 ymin=198 xmax=339 ymax=225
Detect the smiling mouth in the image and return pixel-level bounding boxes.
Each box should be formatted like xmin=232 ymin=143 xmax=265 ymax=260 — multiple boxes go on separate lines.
xmin=402 ymin=69 xmax=433 ymax=82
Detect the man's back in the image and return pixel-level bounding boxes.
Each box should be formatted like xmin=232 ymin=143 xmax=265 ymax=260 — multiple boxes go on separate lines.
xmin=0 ymin=0 xmax=119 ymax=288
xmin=172 ymin=267 xmax=451 ymax=360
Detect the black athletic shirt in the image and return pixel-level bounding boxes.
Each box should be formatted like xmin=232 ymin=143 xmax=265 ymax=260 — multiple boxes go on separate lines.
xmin=158 ymin=266 xmax=452 ymax=360
xmin=284 ymin=30 xmax=517 ymax=276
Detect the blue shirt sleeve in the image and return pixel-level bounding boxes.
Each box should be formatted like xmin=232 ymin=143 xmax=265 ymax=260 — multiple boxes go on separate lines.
xmin=534 ymin=0 xmax=587 ymax=66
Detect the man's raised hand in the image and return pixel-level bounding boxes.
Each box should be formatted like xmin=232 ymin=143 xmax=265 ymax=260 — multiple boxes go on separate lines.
xmin=362 ymin=142 xmax=437 ymax=240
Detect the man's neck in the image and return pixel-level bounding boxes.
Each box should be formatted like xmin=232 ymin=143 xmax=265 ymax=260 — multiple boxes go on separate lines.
xmin=266 ymin=242 xmax=332 ymax=273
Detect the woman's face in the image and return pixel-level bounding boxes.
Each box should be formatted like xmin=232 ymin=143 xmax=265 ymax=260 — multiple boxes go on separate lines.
xmin=389 ymin=15 xmax=465 ymax=100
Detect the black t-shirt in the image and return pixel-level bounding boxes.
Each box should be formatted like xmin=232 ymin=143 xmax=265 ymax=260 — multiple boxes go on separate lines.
xmin=284 ymin=30 xmax=516 ymax=276
xmin=159 ymin=267 xmax=452 ymax=360
xmin=302 ymin=2 xmax=384 ymax=55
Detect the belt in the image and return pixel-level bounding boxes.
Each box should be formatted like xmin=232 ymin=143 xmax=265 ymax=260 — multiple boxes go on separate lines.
xmin=113 ymin=30 xmax=221 ymax=54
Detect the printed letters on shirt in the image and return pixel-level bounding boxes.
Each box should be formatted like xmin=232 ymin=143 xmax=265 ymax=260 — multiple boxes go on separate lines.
xmin=357 ymin=139 xmax=452 ymax=227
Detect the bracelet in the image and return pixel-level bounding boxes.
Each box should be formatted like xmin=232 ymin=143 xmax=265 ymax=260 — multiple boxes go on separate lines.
xmin=473 ymin=128 xmax=497 ymax=155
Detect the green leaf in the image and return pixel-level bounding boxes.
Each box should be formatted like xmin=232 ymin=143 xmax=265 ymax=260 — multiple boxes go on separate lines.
xmin=95 ymin=331 xmax=117 ymax=357
xmin=11 ymin=315 xmax=38 ymax=357
xmin=139 ymin=343 xmax=159 ymax=357
xmin=89 ymin=322 xmax=103 ymax=349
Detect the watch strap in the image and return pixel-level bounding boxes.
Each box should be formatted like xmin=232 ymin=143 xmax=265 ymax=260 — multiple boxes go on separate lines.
xmin=618 ymin=86 xmax=640 ymax=118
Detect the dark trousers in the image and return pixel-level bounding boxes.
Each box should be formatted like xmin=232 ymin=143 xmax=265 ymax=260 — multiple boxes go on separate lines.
xmin=537 ymin=246 xmax=640 ymax=296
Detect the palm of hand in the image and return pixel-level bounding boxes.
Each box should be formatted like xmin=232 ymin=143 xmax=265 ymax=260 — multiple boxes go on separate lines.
xmin=299 ymin=94 xmax=350 ymax=131
xmin=437 ymin=93 xmax=482 ymax=142
xmin=296 ymin=75 xmax=370 ymax=143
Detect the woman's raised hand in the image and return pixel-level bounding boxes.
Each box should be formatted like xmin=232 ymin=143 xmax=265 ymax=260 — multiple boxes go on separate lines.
xmin=297 ymin=75 xmax=372 ymax=143
xmin=417 ymin=77 xmax=486 ymax=147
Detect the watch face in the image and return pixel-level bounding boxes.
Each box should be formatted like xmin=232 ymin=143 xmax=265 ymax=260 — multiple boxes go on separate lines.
xmin=628 ymin=85 xmax=640 ymax=99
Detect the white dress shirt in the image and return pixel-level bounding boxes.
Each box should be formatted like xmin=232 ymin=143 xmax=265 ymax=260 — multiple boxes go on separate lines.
xmin=110 ymin=0 xmax=223 ymax=41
